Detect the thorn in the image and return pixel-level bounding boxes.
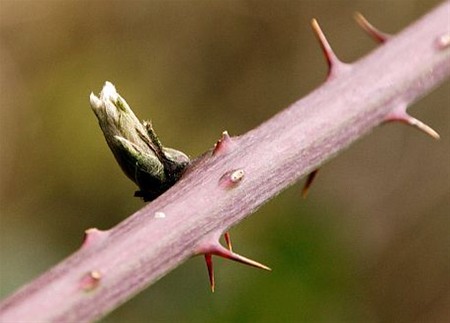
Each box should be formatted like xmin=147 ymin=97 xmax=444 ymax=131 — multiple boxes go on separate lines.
xmin=310 ymin=18 xmax=348 ymax=79
xmin=354 ymin=12 xmax=390 ymax=43
xmin=197 ymin=234 xmax=271 ymax=291
xmin=219 ymin=169 xmax=245 ymax=188
xmin=81 ymin=270 xmax=102 ymax=291
xmin=386 ymin=108 xmax=440 ymax=140
xmin=212 ymin=243 xmax=271 ymax=272
xmin=204 ymin=254 xmax=215 ymax=292
xmin=302 ymin=169 xmax=320 ymax=198
xmin=402 ymin=115 xmax=440 ymax=140
xmin=213 ymin=131 xmax=236 ymax=156
xmin=81 ymin=228 xmax=108 ymax=249
xmin=224 ymin=232 xmax=233 ymax=252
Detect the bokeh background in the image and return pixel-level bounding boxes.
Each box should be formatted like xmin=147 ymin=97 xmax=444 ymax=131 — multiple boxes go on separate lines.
xmin=1 ymin=1 xmax=449 ymax=322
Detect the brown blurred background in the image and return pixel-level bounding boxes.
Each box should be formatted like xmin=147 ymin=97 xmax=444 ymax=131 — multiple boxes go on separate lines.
xmin=1 ymin=1 xmax=448 ymax=322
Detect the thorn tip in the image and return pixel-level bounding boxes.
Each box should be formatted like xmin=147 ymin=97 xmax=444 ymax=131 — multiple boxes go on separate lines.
xmin=204 ymin=254 xmax=215 ymax=292
xmin=354 ymin=12 xmax=390 ymax=43
xmin=213 ymin=244 xmax=271 ymax=272
xmin=302 ymin=169 xmax=320 ymax=198
xmin=405 ymin=115 xmax=440 ymax=140
xmin=386 ymin=108 xmax=440 ymax=140
xmin=213 ymin=130 xmax=236 ymax=156
xmin=198 ymin=234 xmax=271 ymax=291
xmin=224 ymin=232 xmax=233 ymax=252
xmin=310 ymin=18 xmax=346 ymax=78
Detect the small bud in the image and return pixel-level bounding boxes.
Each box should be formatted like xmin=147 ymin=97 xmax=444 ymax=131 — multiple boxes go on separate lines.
xmin=90 ymin=82 xmax=190 ymax=202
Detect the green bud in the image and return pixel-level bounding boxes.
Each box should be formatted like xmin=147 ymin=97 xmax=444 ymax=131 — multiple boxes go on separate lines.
xmin=90 ymin=82 xmax=190 ymax=201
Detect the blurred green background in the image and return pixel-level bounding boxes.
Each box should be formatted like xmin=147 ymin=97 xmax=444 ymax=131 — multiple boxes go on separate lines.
xmin=1 ymin=1 xmax=449 ymax=322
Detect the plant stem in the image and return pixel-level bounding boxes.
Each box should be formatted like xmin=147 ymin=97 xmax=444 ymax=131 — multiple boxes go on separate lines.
xmin=1 ymin=2 xmax=449 ymax=321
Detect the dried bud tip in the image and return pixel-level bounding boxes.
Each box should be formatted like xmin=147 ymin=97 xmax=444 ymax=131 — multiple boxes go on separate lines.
xmin=89 ymin=92 xmax=102 ymax=109
xmin=100 ymin=81 xmax=119 ymax=102
xmin=354 ymin=12 xmax=390 ymax=43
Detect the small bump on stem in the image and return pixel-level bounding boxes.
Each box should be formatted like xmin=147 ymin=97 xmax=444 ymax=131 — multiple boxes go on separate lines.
xmin=219 ymin=169 xmax=245 ymax=188
xmin=81 ymin=228 xmax=108 ymax=249
xmin=212 ymin=131 xmax=236 ymax=156
xmin=81 ymin=270 xmax=102 ymax=292
xmin=436 ymin=33 xmax=450 ymax=49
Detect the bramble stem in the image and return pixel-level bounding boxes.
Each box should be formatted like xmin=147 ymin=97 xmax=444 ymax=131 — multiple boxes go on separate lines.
xmin=1 ymin=2 xmax=449 ymax=322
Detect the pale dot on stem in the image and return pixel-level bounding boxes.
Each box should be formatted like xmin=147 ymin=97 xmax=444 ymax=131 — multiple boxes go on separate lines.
xmin=154 ymin=211 xmax=166 ymax=219
xmin=230 ymin=169 xmax=245 ymax=183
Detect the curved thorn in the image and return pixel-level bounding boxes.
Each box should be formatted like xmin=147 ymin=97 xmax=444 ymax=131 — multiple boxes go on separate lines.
xmin=403 ymin=114 xmax=440 ymax=140
xmin=354 ymin=12 xmax=390 ymax=43
xmin=302 ymin=169 xmax=320 ymax=198
xmin=212 ymin=244 xmax=271 ymax=272
xmin=204 ymin=254 xmax=215 ymax=292
xmin=224 ymin=232 xmax=233 ymax=252
xmin=197 ymin=233 xmax=270 ymax=291
xmin=386 ymin=107 xmax=440 ymax=140
xmin=310 ymin=18 xmax=345 ymax=78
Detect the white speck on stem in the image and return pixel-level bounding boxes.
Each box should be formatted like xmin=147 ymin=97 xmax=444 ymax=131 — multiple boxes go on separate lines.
xmin=230 ymin=169 xmax=245 ymax=183
xmin=154 ymin=212 xmax=166 ymax=219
